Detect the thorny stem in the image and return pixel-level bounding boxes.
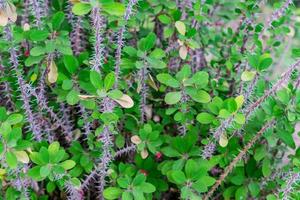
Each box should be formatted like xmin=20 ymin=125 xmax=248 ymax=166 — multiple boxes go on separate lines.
xmin=203 ymin=119 xmax=275 ymax=200
xmin=4 ymin=24 xmax=43 ymax=141
xmin=278 ymin=171 xmax=300 ymax=200
xmin=90 ymin=7 xmax=105 ymax=73
xmin=114 ymin=0 xmax=138 ymax=88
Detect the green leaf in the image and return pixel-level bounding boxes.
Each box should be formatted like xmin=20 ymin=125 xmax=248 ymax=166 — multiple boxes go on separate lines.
xmin=140 ymin=182 xmax=156 ymax=193
xmin=132 ymin=174 xmax=146 ymax=186
xmin=6 ymin=152 xmax=17 ymax=168
xmin=90 ymin=70 xmax=102 ymax=89
xmin=168 ymin=170 xmax=186 ymax=184
xmin=258 ymin=54 xmax=272 ymax=71
xmin=102 ymin=3 xmax=125 ymax=16
xmin=59 ymin=160 xmax=76 ymax=170
xmin=66 ymin=90 xmax=80 ymax=105
xmin=107 ymin=89 xmax=123 ymax=99
xmin=30 ymin=30 xmax=49 ymax=41
xmin=52 ymin=11 xmax=65 ymax=30
xmin=192 ymin=176 xmax=215 ymax=193
xmin=241 ymin=71 xmax=256 ymax=81
xmin=157 ymin=73 xmax=180 ymax=88
xmin=234 ymin=113 xmax=245 ymax=125
xmin=40 ymin=165 xmax=51 ymax=177
xmin=158 ymin=14 xmax=172 ymax=24
xmin=104 ymin=72 xmax=115 ymax=91
xmin=276 ymin=130 xmax=295 ymax=149
xmin=186 ymin=88 xmax=211 ymax=103
xmin=138 ymin=33 xmax=156 ymax=51
xmin=63 ymin=55 xmax=79 ymax=74
xmin=122 ymin=192 xmax=133 ymax=200
xmin=25 ymin=55 xmax=44 ymax=66
xmin=165 ymin=92 xmax=182 ymax=105
xmin=185 ymin=71 xmax=209 ymax=87
xmin=6 ymin=114 xmax=23 ymax=125
xmin=248 ymin=182 xmax=260 ymax=197
xmin=176 ymin=65 xmax=191 ymax=82
xmin=262 ymin=158 xmax=271 ymax=177
xmin=103 ymin=187 xmax=123 ymax=199
xmin=28 ymin=166 xmax=42 ymax=180
xmin=30 ymin=46 xmax=45 ymax=56
xmin=175 ymin=21 xmax=186 ymax=35
xmin=147 ymin=58 xmax=166 ymax=69
xmin=277 ymin=88 xmax=290 ymax=105
xmin=72 ymin=3 xmax=92 ymax=16
xmin=292 ymin=48 xmax=300 ymax=58
xmin=29 ymin=152 xmax=43 ymax=165
xmin=235 ymin=186 xmax=248 ymax=200
xmin=196 ymin=113 xmax=215 ymax=124
xmin=266 ymin=194 xmax=277 ymax=200
xmin=62 ymin=79 xmax=73 ymax=90
xmin=185 ymin=159 xmax=199 ymax=179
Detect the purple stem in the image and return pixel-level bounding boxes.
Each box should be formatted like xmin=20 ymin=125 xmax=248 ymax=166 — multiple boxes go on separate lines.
xmin=4 ymin=24 xmax=43 ymax=141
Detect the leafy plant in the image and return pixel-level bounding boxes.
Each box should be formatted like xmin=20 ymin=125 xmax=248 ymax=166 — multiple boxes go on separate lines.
xmin=1 ymin=0 xmax=300 ymax=199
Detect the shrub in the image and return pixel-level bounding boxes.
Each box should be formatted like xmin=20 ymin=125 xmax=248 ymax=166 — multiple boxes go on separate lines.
xmin=0 ymin=0 xmax=300 ymax=199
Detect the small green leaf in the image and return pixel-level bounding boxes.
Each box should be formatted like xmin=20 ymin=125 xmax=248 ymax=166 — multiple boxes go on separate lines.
xmin=72 ymin=3 xmax=92 ymax=16
xmin=196 ymin=113 xmax=215 ymax=124
xmin=258 ymin=54 xmax=272 ymax=71
xmin=6 ymin=114 xmax=23 ymax=125
xmin=157 ymin=73 xmax=180 ymax=88
xmin=102 ymin=3 xmax=125 ymax=16
xmin=52 ymin=11 xmax=65 ymax=30
xmin=66 ymin=90 xmax=80 ymax=105
xmin=103 ymin=187 xmax=123 ymax=199
xmin=248 ymin=182 xmax=260 ymax=197
xmin=90 ymin=70 xmax=102 ymax=89
xmin=168 ymin=170 xmax=186 ymax=184
xmin=140 ymin=182 xmax=156 ymax=193
xmin=30 ymin=30 xmax=49 ymax=41
xmin=104 ymin=72 xmax=115 ymax=91
xmin=241 ymin=71 xmax=256 ymax=81
xmin=62 ymin=79 xmax=73 ymax=90
xmin=40 ymin=165 xmax=51 ymax=177
xmin=165 ymin=92 xmax=182 ymax=105
xmin=262 ymin=158 xmax=271 ymax=177
xmin=158 ymin=14 xmax=172 ymax=24
xmin=30 ymin=46 xmax=45 ymax=56
xmin=138 ymin=33 xmax=156 ymax=51
xmin=59 ymin=160 xmax=76 ymax=170
xmin=292 ymin=48 xmax=300 ymax=58
xmin=186 ymin=88 xmax=211 ymax=103
xmin=234 ymin=113 xmax=245 ymax=125
xmin=6 ymin=152 xmax=17 ymax=169
xmin=175 ymin=21 xmax=186 ymax=35
xmin=63 ymin=55 xmax=79 ymax=74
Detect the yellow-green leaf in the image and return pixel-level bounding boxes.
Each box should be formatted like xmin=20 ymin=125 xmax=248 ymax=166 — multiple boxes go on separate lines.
xmin=175 ymin=21 xmax=186 ymax=35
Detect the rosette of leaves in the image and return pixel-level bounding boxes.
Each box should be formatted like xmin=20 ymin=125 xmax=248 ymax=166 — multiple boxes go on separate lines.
xmin=159 ymin=132 xmax=201 ymax=171
xmin=28 ymin=141 xmax=76 ymax=181
xmin=131 ymin=123 xmax=163 ymax=159
xmin=104 ymin=170 xmax=156 ymax=200
xmin=157 ymin=65 xmax=210 ymax=105
xmin=167 ymin=159 xmax=216 ymax=199
xmin=68 ymin=141 xmax=98 ymax=177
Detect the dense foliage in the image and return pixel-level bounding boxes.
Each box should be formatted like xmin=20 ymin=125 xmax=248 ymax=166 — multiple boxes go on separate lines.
xmin=1 ymin=0 xmax=300 ymax=199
